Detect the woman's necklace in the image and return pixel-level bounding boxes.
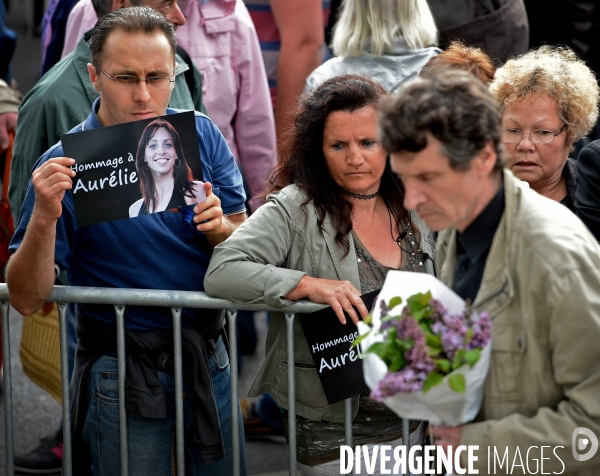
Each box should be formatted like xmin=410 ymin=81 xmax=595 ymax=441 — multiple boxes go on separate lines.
xmin=341 ymin=189 xmax=379 ymax=200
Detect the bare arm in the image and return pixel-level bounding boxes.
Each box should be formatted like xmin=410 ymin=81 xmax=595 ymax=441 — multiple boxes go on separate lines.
xmin=0 ymin=79 xmax=20 ymax=152
xmin=6 ymin=157 xmax=76 ymax=315
xmin=0 ymin=112 xmax=17 ymax=152
xmin=193 ymin=181 xmax=247 ymax=248
xmin=271 ymin=0 xmax=324 ymax=149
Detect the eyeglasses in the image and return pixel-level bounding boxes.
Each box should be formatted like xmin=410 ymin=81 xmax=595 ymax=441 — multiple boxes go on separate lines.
xmin=502 ymin=124 xmax=567 ymax=144
xmin=94 ymin=65 xmax=175 ymax=90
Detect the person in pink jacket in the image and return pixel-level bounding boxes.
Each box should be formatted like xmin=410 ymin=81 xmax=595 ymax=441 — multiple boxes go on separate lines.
xmin=62 ymin=0 xmax=276 ymax=212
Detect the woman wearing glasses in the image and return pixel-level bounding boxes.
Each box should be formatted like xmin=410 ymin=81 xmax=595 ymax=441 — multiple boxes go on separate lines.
xmin=489 ymin=46 xmax=599 ymax=211
xmin=129 ymin=118 xmax=205 ymax=217
xmin=205 ymin=75 xmax=434 ymax=475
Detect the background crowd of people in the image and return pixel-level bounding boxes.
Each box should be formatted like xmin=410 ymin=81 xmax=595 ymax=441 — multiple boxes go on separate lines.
xmin=2 ymin=0 xmax=600 ymax=474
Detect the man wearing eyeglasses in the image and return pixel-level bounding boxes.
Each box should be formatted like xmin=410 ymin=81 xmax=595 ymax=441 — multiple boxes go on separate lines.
xmin=7 ymin=0 xmax=204 ymax=472
xmin=6 ymin=7 xmax=247 ymax=475
xmin=8 ymin=0 xmax=202 ymax=219
xmin=380 ymin=68 xmax=600 ymax=475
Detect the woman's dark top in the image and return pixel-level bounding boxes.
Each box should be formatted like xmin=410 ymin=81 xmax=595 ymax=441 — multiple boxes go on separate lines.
xmin=575 ymin=141 xmax=600 ymax=240
xmin=561 ymin=157 xmax=577 ymax=213
xmin=139 ymin=187 xmax=187 ymax=215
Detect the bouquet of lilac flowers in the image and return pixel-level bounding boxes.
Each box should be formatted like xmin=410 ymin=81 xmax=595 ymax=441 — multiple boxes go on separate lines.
xmin=361 ymin=291 xmax=491 ymax=399
xmin=356 ymin=271 xmax=492 ymax=426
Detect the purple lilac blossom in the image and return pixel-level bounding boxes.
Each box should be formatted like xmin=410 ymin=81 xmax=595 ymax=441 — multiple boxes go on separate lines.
xmin=468 ymin=312 xmax=491 ymax=349
xmin=371 ymin=315 xmax=435 ymax=398
xmin=439 ymin=314 xmax=469 ymax=359
xmin=370 ymin=297 xmax=491 ymax=398
xmin=371 ymin=367 xmax=429 ymax=399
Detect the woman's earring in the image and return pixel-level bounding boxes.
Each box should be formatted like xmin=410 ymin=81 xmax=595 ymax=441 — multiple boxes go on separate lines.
xmin=175 ymin=158 xmax=181 ymax=168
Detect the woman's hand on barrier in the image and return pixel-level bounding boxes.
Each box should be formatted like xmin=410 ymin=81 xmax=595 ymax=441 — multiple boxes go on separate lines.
xmin=31 ymin=157 xmax=76 ymax=223
xmin=285 ymin=276 xmax=367 ymax=325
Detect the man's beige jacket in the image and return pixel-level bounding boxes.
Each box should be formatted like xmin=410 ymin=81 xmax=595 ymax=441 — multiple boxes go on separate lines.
xmin=437 ymin=170 xmax=600 ymax=475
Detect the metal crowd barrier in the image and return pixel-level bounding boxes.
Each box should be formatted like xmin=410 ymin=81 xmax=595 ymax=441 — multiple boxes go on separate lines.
xmin=0 ymin=284 xmax=412 ymax=476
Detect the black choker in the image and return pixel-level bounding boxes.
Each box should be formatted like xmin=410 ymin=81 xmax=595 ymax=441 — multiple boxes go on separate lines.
xmin=341 ymin=189 xmax=379 ymax=200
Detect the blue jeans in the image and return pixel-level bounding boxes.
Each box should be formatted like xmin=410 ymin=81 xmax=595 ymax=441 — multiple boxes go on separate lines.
xmin=82 ymin=336 xmax=247 ymax=476
xmin=254 ymin=393 xmax=284 ymax=431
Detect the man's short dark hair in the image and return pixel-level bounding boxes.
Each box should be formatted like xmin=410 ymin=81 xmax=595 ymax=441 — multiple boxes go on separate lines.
xmin=379 ymin=68 xmax=506 ymax=172
xmin=90 ymin=6 xmax=177 ymax=68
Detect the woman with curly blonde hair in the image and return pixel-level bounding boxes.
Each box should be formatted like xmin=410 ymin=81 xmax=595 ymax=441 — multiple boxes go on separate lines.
xmin=489 ymin=45 xmax=599 ymax=212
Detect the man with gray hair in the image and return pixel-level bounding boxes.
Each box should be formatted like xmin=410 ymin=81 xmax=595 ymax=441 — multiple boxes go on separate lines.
xmin=379 ymin=68 xmax=600 ymax=475
xmin=7 ymin=7 xmax=247 ymax=475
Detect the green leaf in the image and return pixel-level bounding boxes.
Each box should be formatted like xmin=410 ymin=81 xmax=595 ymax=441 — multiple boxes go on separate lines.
xmin=413 ymin=308 xmax=426 ymax=322
xmin=464 ymin=348 xmax=481 ymax=368
xmin=448 ymin=373 xmax=466 ymax=394
xmin=379 ymin=340 xmax=392 ymax=361
xmin=351 ymin=332 xmax=370 ymax=348
xmin=398 ymin=338 xmax=414 ymax=352
xmin=389 ymin=352 xmax=406 ymax=372
xmin=419 ymin=322 xmax=434 ymax=335
xmin=452 ymin=348 xmax=466 ymax=370
xmin=365 ymin=342 xmax=386 ymax=357
xmin=434 ymin=359 xmax=451 ymax=373
xmin=363 ymin=314 xmax=373 ymax=325
xmin=388 ymin=296 xmax=403 ymax=309
xmin=423 ymin=371 xmax=444 ymax=393
xmin=407 ymin=291 xmax=432 ymax=310
xmin=464 ymin=328 xmax=474 ymax=345
xmin=429 ymin=347 xmax=442 ymax=357
xmin=425 ymin=334 xmax=442 ymax=349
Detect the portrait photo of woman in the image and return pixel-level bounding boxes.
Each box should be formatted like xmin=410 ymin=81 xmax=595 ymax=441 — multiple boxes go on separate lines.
xmin=129 ymin=118 xmax=206 ymax=217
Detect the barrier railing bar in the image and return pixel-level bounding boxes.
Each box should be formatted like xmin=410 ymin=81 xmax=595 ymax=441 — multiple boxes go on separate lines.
xmin=0 ymin=285 xmax=411 ymax=475
xmin=172 ymin=307 xmax=185 ymax=476
xmin=227 ymin=310 xmax=240 ymax=476
xmin=403 ymin=418 xmax=411 ymax=476
xmin=344 ymin=398 xmax=353 ymax=476
xmin=285 ymin=313 xmax=296 ymax=476
xmin=115 ymin=305 xmax=129 ymax=476
xmin=57 ymin=303 xmax=72 ymax=476
xmin=2 ymin=300 xmax=13 ymax=475
xmin=0 ymin=285 xmax=325 ymax=314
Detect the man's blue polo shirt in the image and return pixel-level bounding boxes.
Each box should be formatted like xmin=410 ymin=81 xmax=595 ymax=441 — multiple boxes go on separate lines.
xmin=10 ymin=100 xmax=246 ymax=331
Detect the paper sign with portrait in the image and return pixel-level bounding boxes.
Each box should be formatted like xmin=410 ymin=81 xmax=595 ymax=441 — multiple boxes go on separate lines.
xmin=61 ymin=111 xmax=204 ymax=227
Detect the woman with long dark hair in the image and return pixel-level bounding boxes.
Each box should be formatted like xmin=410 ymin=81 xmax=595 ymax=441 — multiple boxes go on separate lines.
xmin=130 ymin=118 xmax=205 ymax=217
xmin=206 ymin=75 xmax=435 ymax=475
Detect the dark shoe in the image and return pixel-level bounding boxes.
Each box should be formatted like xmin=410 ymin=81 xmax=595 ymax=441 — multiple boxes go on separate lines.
xmin=241 ymin=398 xmax=285 ymax=440
xmin=14 ymin=436 xmax=63 ymax=474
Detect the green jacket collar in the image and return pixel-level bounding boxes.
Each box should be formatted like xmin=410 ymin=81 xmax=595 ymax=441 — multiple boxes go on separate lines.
xmin=73 ymin=31 xmax=99 ymax=106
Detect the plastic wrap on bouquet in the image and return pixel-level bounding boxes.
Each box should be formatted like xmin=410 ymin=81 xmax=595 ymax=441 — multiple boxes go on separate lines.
xmin=357 ymin=271 xmax=492 ymax=426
